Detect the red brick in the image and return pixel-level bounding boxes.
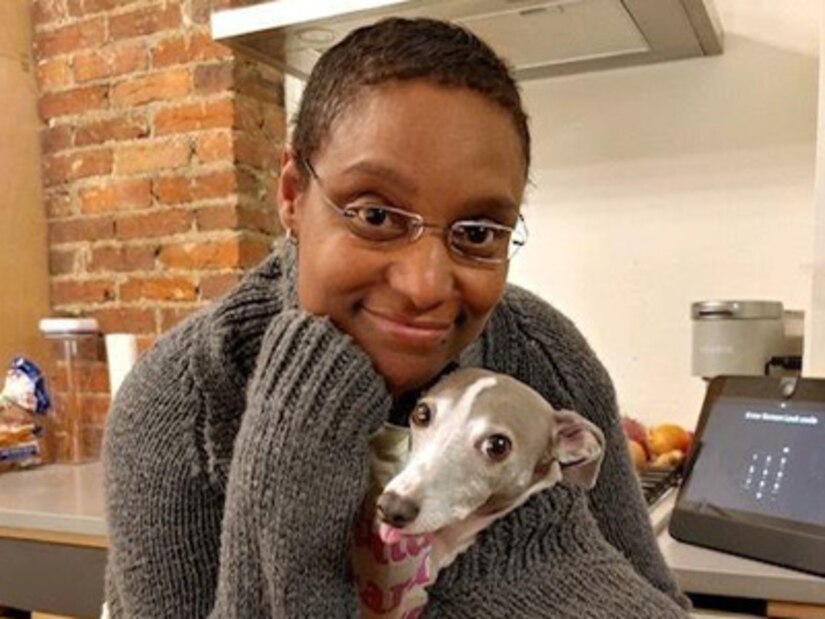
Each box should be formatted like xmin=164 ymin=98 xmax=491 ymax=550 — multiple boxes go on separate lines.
xmin=75 ymin=115 xmax=149 ymax=146
xmin=195 ymin=203 xmax=276 ymax=234
xmin=81 ymin=364 xmax=111 ymax=393
xmin=195 ymin=131 xmax=232 ymax=163
xmin=45 ymin=190 xmax=74 ymax=218
xmin=88 ymin=245 xmax=156 ymax=272
xmin=73 ymin=42 xmax=147 ymax=83
xmin=36 ymin=18 xmax=106 ymax=59
xmin=120 ymin=275 xmax=196 ymax=302
xmin=108 ymin=4 xmax=181 ymax=40
xmin=235 ymin=168 xmax=259 ymax=196
xmin=159 ymin=306 xmax=200 ymax=331
xmin=115 ymin=209 xmax=193 ymax=240
xmin=234 ymin=60 xmax=282 ymax=104
xmin=194 ymin=203 xmax=238 ymax=231
xmin=188 ymin=0 xmax=211 ymax=25
xmin=262 ymin=108 xmax=287 ymax=143
xmin=234 ymin=132 xmax=274 ymax=169
xmin=200 ymin=272 xmax=240 ymax=300
xmin=51 ymin=278 xmax=116 ymax=305
xmin=137 ymin=334 xmax=156 ymax=353
xmin=42 ymin=125 xmax=74 ymax=154
xmin=151 ymin=32 xmax=232 ymax=68
xmin=50 ymin=217 xmax=114 ymax=244
xmin=33 ymin=0 xmax=70 ymax=25
xmin=39 ymin=85 xmax=108 ymax=120
xmin=77 ymin=389 xmax=110 ymax=422
xmin=111 ymin=68 xmax=190 ymax=107
xmin=37 ymin=58 xmax=73 ymax=90
xmin=154 ymin=169 xmax=236 ymax=204
xmin=233 ymin=96 xmax=263 ymax=132
xmin=49 ymin=362 xmax=110 ymax=395
xmin=44 ymin=148 xmax=113 ymax=186
xmin=154 ymin=98 xmax=233 ymax=135
xmin=67 ymin=0 xmax=131 ymax=17
xmin=158 ymin=237 xmax=270 ymax=270
xmin=78 ymin=178 xmax=152 ymax=214
xmin=115 ymin=140 xmax=190 ymax=175
xmin=237 ymin=204 xmax=277 ymax=235
xmin=158 ymin=239 xmax=232 ymax=270
xmin=194 ymin=62 xmax=233 ymax=94
xmin=49 ymin=248 xmax=79 ymax=275
xmin=88 ymin=307 xmax=155 ymax=333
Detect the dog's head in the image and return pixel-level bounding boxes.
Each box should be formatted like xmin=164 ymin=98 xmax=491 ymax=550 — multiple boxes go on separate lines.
xmin=377 ymin=368 xmax=605 ymax=539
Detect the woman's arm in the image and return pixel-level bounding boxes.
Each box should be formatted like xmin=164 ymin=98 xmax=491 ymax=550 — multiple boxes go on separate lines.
xmin=105 ymin=307 xmax=391 ymax=617
xmin=426 ymin=560 xmax=688 ymax=619
xmin=424 ymin=485 xmax=688 ymax=618
xmin=486 ymin=286 xmax=690 ymax=609
xmin=209 ymin=310 xmax=392 ymax=617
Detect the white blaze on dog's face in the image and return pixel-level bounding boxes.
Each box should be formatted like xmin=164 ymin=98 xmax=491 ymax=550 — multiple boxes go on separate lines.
xmin=380 ymin=368 xmax=605 ymax=536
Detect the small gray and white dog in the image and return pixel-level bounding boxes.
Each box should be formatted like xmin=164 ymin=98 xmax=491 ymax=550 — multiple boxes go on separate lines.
xmin=376 ymin=367 xmax=605 ymax=569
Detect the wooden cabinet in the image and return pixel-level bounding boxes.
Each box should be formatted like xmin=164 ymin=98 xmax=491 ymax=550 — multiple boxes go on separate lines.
xmin=0 ymin=0 xmax=51 ymax=369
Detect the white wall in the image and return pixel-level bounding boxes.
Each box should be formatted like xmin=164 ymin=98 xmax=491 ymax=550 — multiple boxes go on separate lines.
xmin=510 ymin=1 xmax=819 ymax=428
xmin=808 ymin=1 xmax=825 ymax=377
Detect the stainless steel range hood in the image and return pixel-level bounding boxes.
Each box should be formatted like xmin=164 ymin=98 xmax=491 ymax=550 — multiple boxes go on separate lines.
xmin=211 ymin=0 xmax=723 ymax=81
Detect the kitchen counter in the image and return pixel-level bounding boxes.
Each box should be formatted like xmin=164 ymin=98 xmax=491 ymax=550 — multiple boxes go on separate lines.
xmin=656 ymin=493 xmax=825 ymax=618
xmin=0 ymin=462 xmax=106 ymax=543
xmin=2 ymin=464 xmax=823 ymax=618
xmin=0 ymin=463 xmax=106 ymax=617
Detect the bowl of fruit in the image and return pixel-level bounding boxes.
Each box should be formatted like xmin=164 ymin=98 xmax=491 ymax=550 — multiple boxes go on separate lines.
xmin=621 ymin=416 xmax=694 ymax=473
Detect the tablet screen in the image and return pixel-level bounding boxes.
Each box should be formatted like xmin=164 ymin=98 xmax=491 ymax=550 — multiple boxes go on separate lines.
xmin=680 ymin=395 xmax=825 ymax=528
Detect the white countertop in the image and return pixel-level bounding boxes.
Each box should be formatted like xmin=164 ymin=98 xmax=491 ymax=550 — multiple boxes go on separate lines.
xmin=0 ymin=462 xmax=106 ymax=537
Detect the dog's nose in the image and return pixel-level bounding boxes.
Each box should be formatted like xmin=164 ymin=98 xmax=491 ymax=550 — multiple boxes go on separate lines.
xmin=376 ymin=491 xmax=420 ymax=529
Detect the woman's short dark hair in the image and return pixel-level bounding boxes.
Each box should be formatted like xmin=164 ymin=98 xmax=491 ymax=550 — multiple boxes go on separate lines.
xmin=291 ymin=17 xmax=530 ymax=176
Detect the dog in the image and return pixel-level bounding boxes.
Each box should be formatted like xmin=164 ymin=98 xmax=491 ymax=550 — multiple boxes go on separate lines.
xmin=352 ymin=367 xmax=605 ymax=618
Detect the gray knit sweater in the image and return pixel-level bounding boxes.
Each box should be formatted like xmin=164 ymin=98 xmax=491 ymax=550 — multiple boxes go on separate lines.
xmin=103 ymin=244 xmax=690 ymax=618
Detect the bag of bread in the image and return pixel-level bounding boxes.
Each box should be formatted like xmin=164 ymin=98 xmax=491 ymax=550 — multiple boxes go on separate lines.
xmin=0 ymin=357 xmax=50 ymax=472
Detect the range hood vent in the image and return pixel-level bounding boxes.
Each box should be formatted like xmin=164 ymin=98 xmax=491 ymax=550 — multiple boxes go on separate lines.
xmin=211 ymin=0 xmax=722 ymax=81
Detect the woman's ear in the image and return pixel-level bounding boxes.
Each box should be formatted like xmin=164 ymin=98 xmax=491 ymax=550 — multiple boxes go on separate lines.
xmin=277 ymin=147 xmax=304 ymax=239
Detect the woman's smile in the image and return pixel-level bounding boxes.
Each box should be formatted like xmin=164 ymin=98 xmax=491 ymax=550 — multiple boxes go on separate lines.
xmin=360 ymin=306 xmax=455 ymax=351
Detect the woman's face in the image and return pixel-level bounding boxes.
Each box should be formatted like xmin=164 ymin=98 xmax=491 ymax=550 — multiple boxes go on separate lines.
xmin=278 ymin=80 xmax=526 ymax=395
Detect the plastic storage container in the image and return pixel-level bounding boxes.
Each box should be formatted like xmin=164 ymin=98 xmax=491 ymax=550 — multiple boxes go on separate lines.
xmin=38 ymin=318 xmax=104 ymax=463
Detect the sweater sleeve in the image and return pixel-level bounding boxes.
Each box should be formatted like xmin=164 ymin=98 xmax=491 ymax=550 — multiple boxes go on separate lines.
xmin=425 ymin=561 xmax=688 ymax=619
xmin=423 ymin=486 xmax=688 ymax=619
xmin=487 ymin=286 xmax=690 ymax=610
xmin=208 ymin=310 xmax=392 ymax=617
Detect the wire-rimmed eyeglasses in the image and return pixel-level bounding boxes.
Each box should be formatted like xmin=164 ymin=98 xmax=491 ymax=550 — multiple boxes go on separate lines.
xmin=301 ymin=158 xmax=527 ymax=265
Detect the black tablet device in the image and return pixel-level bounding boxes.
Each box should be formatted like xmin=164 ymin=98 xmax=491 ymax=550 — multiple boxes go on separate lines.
xmin=669 ymin=376 xmax=825 ymax=576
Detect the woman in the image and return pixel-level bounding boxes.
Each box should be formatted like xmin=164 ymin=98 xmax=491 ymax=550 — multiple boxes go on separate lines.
xmin=104 ymin=17 xmax=689 ymax=618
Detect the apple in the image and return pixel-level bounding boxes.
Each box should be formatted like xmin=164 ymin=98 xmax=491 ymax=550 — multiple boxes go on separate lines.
xmin=650 ymin=449 xmax=686 ymax=469
xmin=626 ymin=439 xmax=648 ymax=471
xmin=647 ymin=424 xmax=691 ymax=456
xmin=621 ymin=416 xmax=650 ymax=457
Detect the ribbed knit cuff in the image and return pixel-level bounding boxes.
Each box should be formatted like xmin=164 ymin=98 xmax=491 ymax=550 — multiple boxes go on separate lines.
xmin=248 ymin=309 xmax=392 ymax=443
xmin=215 ymin=311 xmax=393 ymax=615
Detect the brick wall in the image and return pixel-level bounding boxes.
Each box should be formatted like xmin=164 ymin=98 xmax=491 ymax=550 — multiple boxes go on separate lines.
xmin=31 ymin=0 xmax=285 ymax=440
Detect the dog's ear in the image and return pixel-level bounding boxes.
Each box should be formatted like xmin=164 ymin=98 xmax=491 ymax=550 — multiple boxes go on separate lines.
xmin=551 ymin=409 xmax=605 ymax=489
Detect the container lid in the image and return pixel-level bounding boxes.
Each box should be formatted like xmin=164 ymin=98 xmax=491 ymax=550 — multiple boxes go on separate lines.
xmin=39 ymin=318 xmax=100 ymax=335
xmin=691 ymin=300 xmax=784 ymax=321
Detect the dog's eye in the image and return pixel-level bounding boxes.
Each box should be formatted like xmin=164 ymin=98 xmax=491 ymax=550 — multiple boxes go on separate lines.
xmin=482 ymin=434 xmax=512 ymax=461
xmin=410 ymin=403 xmax=432 ymax=427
